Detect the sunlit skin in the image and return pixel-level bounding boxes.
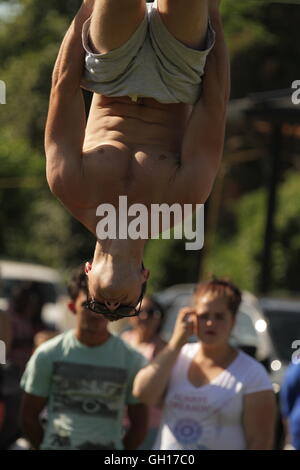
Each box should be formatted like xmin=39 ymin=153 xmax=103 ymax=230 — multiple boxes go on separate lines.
xmin=45 ymin=0 xmax=229 ymax=313
xmin=194 ymin=294 xmax=235 ymax=345
xmin=85 ymin=242 xmax=150 ymax=319
xmin=191 ymin=293 xmax=238 ymax=370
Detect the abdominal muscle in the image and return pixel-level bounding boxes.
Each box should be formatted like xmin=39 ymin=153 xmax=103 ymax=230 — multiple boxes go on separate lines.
xmin=81 ymin=94 xmax=191 ymax=207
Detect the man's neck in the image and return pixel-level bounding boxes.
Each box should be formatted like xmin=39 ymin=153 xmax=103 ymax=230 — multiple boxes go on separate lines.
xmin=75 ymin=328 xmax=111 ymax=347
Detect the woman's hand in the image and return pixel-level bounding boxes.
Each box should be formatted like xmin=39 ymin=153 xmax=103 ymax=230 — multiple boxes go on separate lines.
xmin=169 ymin=307 xmax=196 ymax=351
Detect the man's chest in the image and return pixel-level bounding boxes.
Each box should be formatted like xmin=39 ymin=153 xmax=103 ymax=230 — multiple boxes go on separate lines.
xmin=66 ymin=144 xmax=202 ymax=233
xmin=80 ymin=144 xmax=184 ymax=205
xmin=50 ymin=361 xmax=128 ymax=418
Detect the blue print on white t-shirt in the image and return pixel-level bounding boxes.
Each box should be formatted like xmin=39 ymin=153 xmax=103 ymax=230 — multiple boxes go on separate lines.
xmin=174 ymin=419 xmax=202 ymax=444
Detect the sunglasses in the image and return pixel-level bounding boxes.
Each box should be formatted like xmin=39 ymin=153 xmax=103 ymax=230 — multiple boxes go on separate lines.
xmin=82 ymin=282 xmax=146 ymax=318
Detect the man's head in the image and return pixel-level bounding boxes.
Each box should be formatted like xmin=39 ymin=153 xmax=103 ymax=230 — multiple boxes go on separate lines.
xmin=84 ymin=258 xmax=150 ymax=321
xmin=192 ymin=278 xmax=242 ymax=346
xmin=68 ymin=264 xmax=109 ymax=334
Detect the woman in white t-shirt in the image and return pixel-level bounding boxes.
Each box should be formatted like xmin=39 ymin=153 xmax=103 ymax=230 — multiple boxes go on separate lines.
xmin=133 ymin=278 xmax=276 ymax=450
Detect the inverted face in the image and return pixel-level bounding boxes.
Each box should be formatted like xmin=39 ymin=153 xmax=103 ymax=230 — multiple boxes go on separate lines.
xmin=193 ymin=293 xmax=235 ymax=346
xmin=85 ymin=261 xmax=149 ymax=320
xmin=69 ymin=290 xmax=109 ymax=334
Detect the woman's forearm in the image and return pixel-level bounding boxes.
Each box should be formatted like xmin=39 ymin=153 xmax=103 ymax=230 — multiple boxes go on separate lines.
xmin=134 ymin=308 xmax=195 ymax=405
xmin=133 ymin=342 xmax=181 ymax=406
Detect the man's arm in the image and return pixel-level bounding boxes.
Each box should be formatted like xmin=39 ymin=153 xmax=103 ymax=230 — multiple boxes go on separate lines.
xmin=45 ymin=1 xmax=94 ymax=204
xmin=180 ymin=2 xmax=230 ymax=202
xmin=123 ymin=403 xmax=149 ymax=450
xmin=20 ymin=393 xmax=48 ymax=450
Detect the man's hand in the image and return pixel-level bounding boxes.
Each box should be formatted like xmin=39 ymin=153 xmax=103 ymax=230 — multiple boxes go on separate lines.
xmin=169 ymin=307 xmax=196 ymax=351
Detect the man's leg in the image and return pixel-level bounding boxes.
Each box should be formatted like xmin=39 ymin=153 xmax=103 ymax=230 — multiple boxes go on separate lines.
xmin=89 ymin=0 xmax=146 ymax=54
xmin=157 ymin=0 xmax=208 ymax=49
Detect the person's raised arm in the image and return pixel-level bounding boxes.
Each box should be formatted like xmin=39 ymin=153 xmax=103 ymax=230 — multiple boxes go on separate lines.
xmin=180 ymin=1 xmax=230 ymax=202
xmin=133 ymin=308 xmax=195 ymax=406
xmin=45 ymin=1 xmax=94 ymax=203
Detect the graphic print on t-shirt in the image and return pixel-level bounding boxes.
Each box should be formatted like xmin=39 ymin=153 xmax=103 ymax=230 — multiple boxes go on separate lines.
xmin=166 ymin=384 xmax=242 ymax=450
xmin=52 ymin=361 xmax=127 ymax=418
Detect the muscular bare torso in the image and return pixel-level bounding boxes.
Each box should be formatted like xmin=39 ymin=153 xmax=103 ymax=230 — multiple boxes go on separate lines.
xmin=64 ymin=94 xmax=200 ymax=232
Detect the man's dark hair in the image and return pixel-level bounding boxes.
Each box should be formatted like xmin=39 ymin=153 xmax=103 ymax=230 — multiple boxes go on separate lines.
xmin=68 ymin=264 xmax=88 ymax=301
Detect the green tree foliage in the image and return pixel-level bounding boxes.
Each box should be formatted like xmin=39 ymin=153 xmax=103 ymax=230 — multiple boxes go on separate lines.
xmin=144 ymin=236 xmax=200 ymax=294
xmin=204 ymin=171 xmax=300 ymax=294
xmin=0 ymin=133 xmax=44 ymax=258
xmin=0 ymin=0 xmax=82 ymax=148
xmin=0 ymin=0 xmax=94 ymax=271
xmin=228 ymin=1 xmax=300 ymax=97
xmin=222 ymin=0 xmax=272 ymax=52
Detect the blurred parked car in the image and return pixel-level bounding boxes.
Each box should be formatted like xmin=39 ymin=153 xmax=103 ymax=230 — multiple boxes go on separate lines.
xmin=0 ymin=260 xmax=69 ymax=331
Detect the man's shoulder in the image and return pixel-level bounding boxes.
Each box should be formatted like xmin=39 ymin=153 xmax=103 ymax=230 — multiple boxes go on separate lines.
xmin=110 ymin=334 xmax=147 ymax=363
xmin=34 ymin=330 xmax=71 ymax=357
